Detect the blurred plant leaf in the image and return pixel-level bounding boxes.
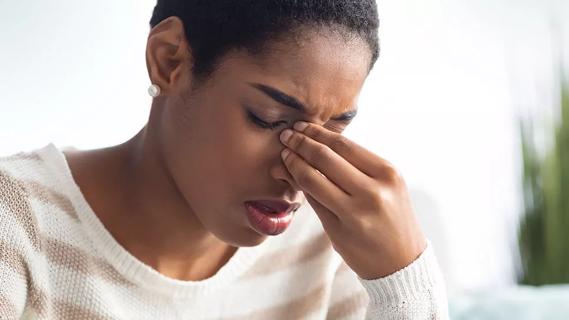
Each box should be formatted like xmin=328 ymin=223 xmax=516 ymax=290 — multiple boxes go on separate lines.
xmin=518 ymin=70 xmax=569 ymax=285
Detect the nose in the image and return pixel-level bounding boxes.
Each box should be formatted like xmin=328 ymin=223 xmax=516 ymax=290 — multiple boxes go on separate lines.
xmin=270 ymin=160 xmax=303 ymax=197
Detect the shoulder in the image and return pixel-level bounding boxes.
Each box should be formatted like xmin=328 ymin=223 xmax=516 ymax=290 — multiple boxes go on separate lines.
xmin=0 ymin=149 xmax=49 ymax=250
xmin=0 ymin=144 xmax=74 ymax=249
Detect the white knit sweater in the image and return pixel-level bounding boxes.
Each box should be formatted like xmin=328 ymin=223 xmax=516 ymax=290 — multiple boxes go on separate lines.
xmin=0 ymin=143 xmax=449 ymax=319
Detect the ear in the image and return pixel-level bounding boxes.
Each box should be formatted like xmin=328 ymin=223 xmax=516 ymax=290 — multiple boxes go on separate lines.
xmin=145 ymin=16 xmax=193 ymax=96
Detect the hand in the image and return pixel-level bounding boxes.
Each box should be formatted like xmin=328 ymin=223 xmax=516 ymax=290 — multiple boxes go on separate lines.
xmin=279 ymin=121 xmax=427 ymax=280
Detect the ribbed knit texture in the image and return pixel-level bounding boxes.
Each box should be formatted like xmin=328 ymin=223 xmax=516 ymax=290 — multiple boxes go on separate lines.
xmin=0 ymin=143 xmax=449 ymax=319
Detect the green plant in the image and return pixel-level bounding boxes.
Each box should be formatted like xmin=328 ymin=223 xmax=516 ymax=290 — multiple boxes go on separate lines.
xmin=518 ymin=70 xmax=569 ymax=285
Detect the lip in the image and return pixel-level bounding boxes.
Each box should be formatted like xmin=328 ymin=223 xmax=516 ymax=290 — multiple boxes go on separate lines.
xmin=243 ymin=200 xmax=301 ymax=236
xmin=245 ymin=199 xmax=301 ymax=214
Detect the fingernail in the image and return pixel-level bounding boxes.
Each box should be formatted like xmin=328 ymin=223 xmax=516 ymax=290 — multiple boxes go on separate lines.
xmin=294 ymin=121 xmax=309 ymax=132
xmin=280 ymin=129 xmax=293 ymax=143
xmin=281 ymin=148 xmax=291 ymax=160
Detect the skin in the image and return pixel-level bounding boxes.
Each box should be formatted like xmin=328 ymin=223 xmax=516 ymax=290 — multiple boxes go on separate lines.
xmin=64 ymin=16 xmax=426 ymax=281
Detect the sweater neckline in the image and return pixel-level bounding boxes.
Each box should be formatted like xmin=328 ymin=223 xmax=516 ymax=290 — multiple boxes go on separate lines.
xmin=37 ymin=142 xmax=269 ymax=298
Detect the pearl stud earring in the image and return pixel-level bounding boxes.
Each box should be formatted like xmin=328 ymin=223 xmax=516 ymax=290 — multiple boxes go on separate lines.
xmin=148 ymin=84 xmax=161 ymax=97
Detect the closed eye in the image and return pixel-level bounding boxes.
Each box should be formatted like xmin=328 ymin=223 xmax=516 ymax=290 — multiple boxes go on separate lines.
xmin=245 ymin=110 xmax=286 ymax=131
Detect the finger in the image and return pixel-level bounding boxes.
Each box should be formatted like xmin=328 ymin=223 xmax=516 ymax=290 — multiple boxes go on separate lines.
xmin=304 ymin=193 xmax=341 ymax=233
xmin=281 ymin=148 xmax=349 ymax=216
xmin=280 ymin=129 xmax=373 ymax=195
xmin=293 ymin=121 xmax=390 ymax=179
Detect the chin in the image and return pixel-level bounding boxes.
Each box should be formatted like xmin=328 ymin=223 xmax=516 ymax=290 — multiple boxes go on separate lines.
xmin=227 ymin=228 xmax=271 ymax=248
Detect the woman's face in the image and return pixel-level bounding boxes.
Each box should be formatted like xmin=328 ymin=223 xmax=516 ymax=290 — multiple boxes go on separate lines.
xmin=150 ymin=22 xmax=372 ymax=247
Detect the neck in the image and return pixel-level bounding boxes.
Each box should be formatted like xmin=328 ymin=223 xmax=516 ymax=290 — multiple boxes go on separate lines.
xmin=68 ymin=125 xmax=236 ymax=281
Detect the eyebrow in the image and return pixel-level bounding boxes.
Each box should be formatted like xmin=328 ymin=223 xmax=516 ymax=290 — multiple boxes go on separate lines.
xmin=248 ymin=82 xmax=358 ymax=122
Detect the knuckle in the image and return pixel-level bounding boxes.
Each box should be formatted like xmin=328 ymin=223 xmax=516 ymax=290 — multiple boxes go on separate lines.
xmin=285 ymin=152 xmax=297 ymax=169
xmin=288 ymin=132 xmax=301 ymax=149
xmin=293 ymin=133 xmax=309 ymax=150
xmin=363 ymin=182 xmax=388 ymax=211
xmin=329 ymin=135 xmax=351 ymax=154
xmin=296 ymin=172 xmax=312 ymax=189
xmin=376 ymin=162 xmax=404 ymax=186
xmin=385 ymin=165 xmax=404 ymax=185
xmin=304 ymin=124 xmax=316 ymax=135
xmin=313 ymin=145 xmax=334 ymax=163
xmin=349 ymin=215 xmax=376 ymax=234
xmin=311 ymin=128 xmax=325 ymax=141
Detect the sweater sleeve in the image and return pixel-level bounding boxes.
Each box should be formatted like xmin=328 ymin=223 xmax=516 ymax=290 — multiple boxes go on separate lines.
xmin=325 ymin=239 xmax=450 ymax=319
xmin=0 ymin=170 xmax=38 ymax=319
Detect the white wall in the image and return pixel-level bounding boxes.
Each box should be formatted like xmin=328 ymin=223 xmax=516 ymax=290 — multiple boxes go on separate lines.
xmin=353 ymin=0 xmax=567 ymax=294
xmin=0 ymin=1 xmax=155 ymax=152
xmin=1 ymin=0 xmax=567 ymax=295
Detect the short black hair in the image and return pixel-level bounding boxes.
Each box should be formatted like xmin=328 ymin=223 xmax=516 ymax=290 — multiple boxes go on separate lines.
xmin=150 ymin=1 xmax=379 ymax=82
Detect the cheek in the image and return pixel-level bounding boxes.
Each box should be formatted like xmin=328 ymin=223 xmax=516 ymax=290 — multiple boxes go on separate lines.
xmin=212 ymin=106 xmax=281 ymax=171
xmin=163 ymin=99 xmax=282 ymax=202
xmin=214 ymin=125 xmax=286 ymax=198
xmin=221 ymin=127 xmax=269 ymax=177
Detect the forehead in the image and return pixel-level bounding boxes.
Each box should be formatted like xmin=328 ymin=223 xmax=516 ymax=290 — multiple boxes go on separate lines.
xmin=220 ymin=28 xmax=371 ymax=121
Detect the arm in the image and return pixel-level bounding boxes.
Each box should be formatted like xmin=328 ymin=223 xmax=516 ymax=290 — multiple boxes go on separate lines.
xmin=326 ymin=240 xmax=450 ymax=320
xmin=280 ymin=121 xmax=449 ymax=318
xmin=0 ymin=237 xmax=28 ymax=319
xmin=0 ymin=170 xmax=39 ymax=319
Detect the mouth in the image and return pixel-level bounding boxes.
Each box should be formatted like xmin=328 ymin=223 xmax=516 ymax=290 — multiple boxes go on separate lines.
xmin=243 ymin=199 xmax=302 ymax=236
xmin=245 ymin=199 xmax=301 ymax=214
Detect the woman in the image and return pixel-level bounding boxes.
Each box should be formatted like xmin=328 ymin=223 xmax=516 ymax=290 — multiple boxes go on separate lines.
xmin=0 ymin=1 xmax=449 ymax=319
